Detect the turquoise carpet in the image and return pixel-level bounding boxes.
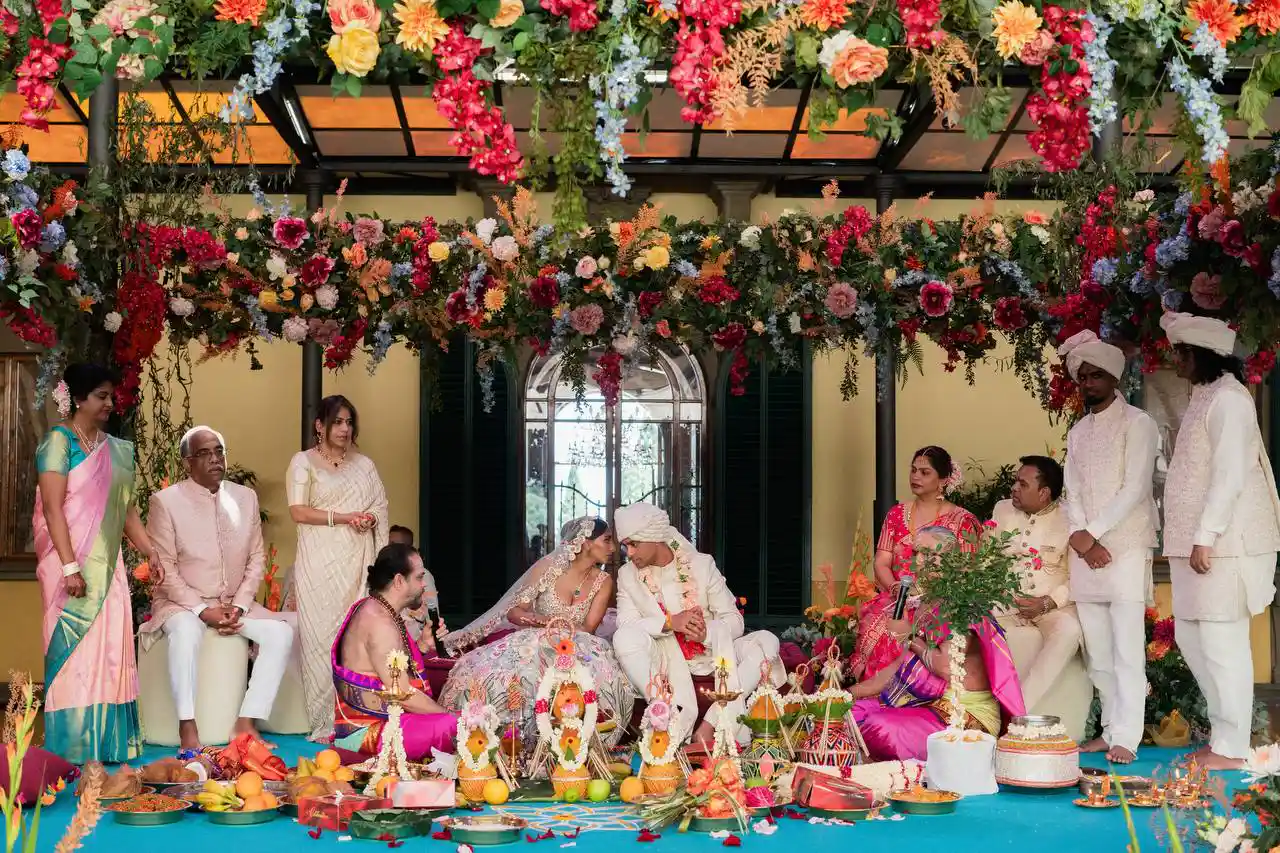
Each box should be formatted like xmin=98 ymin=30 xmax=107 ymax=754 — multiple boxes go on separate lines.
xmin=27 ymin=738 xmax=1230 ymax=852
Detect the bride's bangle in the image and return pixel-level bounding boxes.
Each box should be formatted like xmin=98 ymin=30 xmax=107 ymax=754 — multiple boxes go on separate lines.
xmin=327 ymin=509 xmax=334 ymax=527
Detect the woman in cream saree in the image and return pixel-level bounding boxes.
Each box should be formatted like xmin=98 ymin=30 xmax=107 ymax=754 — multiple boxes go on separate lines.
xmin=288 ymin=396 xmax=388 ymax=741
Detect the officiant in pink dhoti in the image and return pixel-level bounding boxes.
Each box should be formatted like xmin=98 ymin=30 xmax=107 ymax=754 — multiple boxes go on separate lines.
xmin=612 ymin=502 xmax=785 ymax=746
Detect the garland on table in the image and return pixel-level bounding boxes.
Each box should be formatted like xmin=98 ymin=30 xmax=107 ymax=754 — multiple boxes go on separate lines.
xmin=456 ymin=695 xmax=502 ymax=772
xmin=3 ymin=0 xmax=1280 ymax=227
xmin=532 ymin=632 xmax=599 ymax=772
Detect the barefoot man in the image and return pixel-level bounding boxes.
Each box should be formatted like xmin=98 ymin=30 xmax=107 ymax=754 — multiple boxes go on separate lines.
xmin=142 ymin=426 xmax=295 ymax=749
xmin=612 ymin=502 xmax=785 ymax=749
xmin=1161 ymin=312 xmax=1280 ymax=771
xmin=1059 ymin=332 xmax=1160 ymax=765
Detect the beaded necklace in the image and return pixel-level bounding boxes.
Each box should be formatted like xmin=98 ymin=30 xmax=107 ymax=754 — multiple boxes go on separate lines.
xmin=372 ymin=594 xmax=419 ymax=678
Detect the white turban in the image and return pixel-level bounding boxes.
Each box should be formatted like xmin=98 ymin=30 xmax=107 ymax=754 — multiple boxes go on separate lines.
xmin=614 ymin=502 xmax=671 ymax=543
xmin=1057 ymin=330 xmax=1125 ymax=381
xmin=1160 ymin=311 xmax=1236 ymax=357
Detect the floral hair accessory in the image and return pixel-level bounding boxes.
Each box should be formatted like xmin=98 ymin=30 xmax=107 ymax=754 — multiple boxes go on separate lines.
xmin=52 ymin=380 xmax=71 ymax=418
xmin=942 ymin=466 xmax=965 ymax=494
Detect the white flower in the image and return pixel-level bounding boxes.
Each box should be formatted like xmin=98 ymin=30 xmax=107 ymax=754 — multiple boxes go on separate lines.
xmin=17 ymin=250 xmax=39 ymax=276
xmin=315 ymin=284 xmax=339 ymax=311
xmin=62 ymin=243 xmax=79 ymax=266
xmin=1216 ymin=818 xmax=1247 ymax=853
xmin=266 ymin=253 xmax=288 ymax=281
xmin=385 ymin=649 xmax=409 ymax=671
xmin=1244 ymin=743 xmax=1280 ymax=783
xmin=738 ymin=225 xmax=761 ymax=250
xmin=752 ymin=820 xmax=777 ymax=836
xmin=613 ymin=334 xmax=639 ymax=356
xmin=818 ymin=31 xmax=855 ymax=72
xmin=597 ymin=256 xmax=611 ymax=270
xmin=1030 ymin=226 xmax=1051 ymax=244
xmin=1132 ymin=189 xmax=1155 ymax=203
xmin=169 ymin=297 xmax=195 ymax=317
xmin=475 ymin=218 xmax=498 ymax=245
xmin=104 ymin=311 xmax=123 ymax=332
xmin=491 ymin=235 xmax=519 ymax=262
xmin=282 ymin=316 xmax=308 ymax=343
xmin=789 ymin=312 xmax=802 ymax=334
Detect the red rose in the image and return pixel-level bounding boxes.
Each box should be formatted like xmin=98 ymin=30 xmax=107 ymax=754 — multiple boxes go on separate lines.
xmin=10 ymin=208 xmax=42 ymax=249
xmin=528 ymin=272 xmax=560 ymax=309
xmin=1218 ymin=219 xmax=1247 ymax=258
xmin=711 ymin=322 xmax=746 ymax=351
xmin=300 ymin=254 xmax=336 ymax=287
xmin=637 ymin=290 xmax=664 ymax=318
xmin=698 ymin=276 xmax=740 ymax=305
xmin=272 ymin=216 xmax=309 ymax=250
xmin=993 ymin=296 xmax=1028 ymax=331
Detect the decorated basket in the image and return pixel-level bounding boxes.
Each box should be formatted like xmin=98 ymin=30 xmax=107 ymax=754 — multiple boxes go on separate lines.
xmin=458 ymin=763 xmax=498 ymax=801
xmin=639 ymin=761 xmax=683 ymax=795
xmin=550 ymin=764 xmax=590 ymax=799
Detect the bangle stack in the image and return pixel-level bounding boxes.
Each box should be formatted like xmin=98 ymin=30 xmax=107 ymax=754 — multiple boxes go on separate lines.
xmin=327 ymin=509 xmax=335 ymax=527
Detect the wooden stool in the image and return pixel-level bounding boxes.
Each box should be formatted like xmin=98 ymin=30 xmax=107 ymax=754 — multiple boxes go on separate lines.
xmin=137 ymin=628 xmax=249 ymax=747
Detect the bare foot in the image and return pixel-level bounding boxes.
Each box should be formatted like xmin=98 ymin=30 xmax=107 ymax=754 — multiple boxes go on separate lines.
xmin=178 ymin=720 xmax=203 ymax=752
xmin=1199 ymin=752 xmax=1245 ymax=771
xmin=1106 ymin=746 xmax=1136 ymax=764
xmin=232 ymin=719 xmax=276 ymax=749
xmin=1079 ymin=737 xmax=1109 ymax=754
xmin=1189 ymin=744 xmax=1211 ymax=758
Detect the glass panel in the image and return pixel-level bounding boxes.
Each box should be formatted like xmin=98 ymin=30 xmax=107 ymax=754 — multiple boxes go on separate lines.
xmin=930 ymin=89 xmax=1027 ymax=130
xmin=897 ymin=132 xmax=997 ymax=171
xmin=525 ymin=400 xmax=549 ymax=419
xmin=680 ymin=402 xmax=703 ymax=421
xmin=210 ymin=125 xmax=295 ymax=165
xmin=618 ymin=419 xmax=672 ymax=516
xmin=7 ymin=358 xmax=52 ymax=558
xmin=525 ymin=423 xmax=550 ymax=565
xmin=23 ymin=126 xmax=87 ymax=163
xmin=412 ymin=131 xmax=463 ymax=156
xmin=621 ymin=132 xmax=691 ymax=158
xmin=800 ymin=89 xmax=901 ymax=130
xmin=790 ymin=133 xmax=881 ymax=159
xmin=552 ymin=417 xmax=609 ymax=535
xmin=314 ymin=130 xmax=407 ymax=157
xmin=704 ymin=90 xmax=800 ymax=132
xmin=675 ymin=422 xmax=701 ymax=546
xmin=697 ymin=133 xmax=787 ymax=158
xmin=298 ymin=85 xmax=402 ymax=128
xmin=400 ymin=97 xmax=450 ymax=129
xmin=0 ymin=90 xmax=79 ymax=123
xmin=630 ymin=89 xmax=690 ymax=131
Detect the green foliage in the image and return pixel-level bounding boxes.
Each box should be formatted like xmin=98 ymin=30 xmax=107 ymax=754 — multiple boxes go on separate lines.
xmin=947 ymin=460 xmax=1016 ymax=522
xmin=911 ymin=528 xmax=1023 ymax=644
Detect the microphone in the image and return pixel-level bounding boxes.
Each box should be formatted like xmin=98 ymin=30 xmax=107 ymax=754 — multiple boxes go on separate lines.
xmin=891 ymin=576 xmax=913 ymax=621
xmin=422 ymin=573 xmax=449 ymax=658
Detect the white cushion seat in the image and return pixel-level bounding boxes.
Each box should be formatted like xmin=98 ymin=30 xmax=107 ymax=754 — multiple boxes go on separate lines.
xmin=1003 ymin=624 xmax=1092 ymax=743
xmin=137 ymin=628 xmax=248 ymax=747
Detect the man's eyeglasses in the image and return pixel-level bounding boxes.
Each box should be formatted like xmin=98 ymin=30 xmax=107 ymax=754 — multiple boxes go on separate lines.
xmin=186 ymin=446 xmax=226 ymax=461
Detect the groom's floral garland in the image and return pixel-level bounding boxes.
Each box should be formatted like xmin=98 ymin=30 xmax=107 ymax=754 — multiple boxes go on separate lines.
xmin=533 ymin=637 xmax=599 ymax=772
xmin=456 ymin=697 xmax=502 ymax=773
xmin=638 ymin=541 xmax=705 ymax=659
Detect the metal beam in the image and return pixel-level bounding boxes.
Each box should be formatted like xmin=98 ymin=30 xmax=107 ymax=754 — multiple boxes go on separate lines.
xmin=877 ymin=87 xmax=934 ymax=171
xmin=873 ymin=173 xmax=903 ymax=533
xmin=87 ymin=75 xmax=118 ymax=177
xmin=253 ymin=83 xmax=317 ymax=169
xmin=390 ymin=81 xmax=417 ymax=157
xmin=160 ymin=77 xmax=214 ymax=166
xmin=59 ymin=83 xmax=89 ymax=125
xmin=301 ymin=170 xmax=326 ymax=450
xmin=981 ymin=90 xmax=1030 ymax=173
xmin=781 ymin=79 xmax=813 ymax=161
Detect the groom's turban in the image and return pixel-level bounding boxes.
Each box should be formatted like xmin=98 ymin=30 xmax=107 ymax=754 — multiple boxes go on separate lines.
xmin=1057 ymin=330 xmax=1125 ymax=381
xmin=614 ymin=502 xmax=671 ymax=543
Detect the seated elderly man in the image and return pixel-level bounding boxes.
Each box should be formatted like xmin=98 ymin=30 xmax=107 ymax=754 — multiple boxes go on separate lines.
xmin=612 ymin=502 xmax=785 ymax=749
xmin=141 ymin=426 xmax=295 ymax=749
xmin=990 ymin=455 xmax=1083 ymax=709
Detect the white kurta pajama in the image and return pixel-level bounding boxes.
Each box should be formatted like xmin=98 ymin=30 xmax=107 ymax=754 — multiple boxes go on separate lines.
xmin=1164 ymin=375 xmax=1280 ymax=759
xmin=991 ymin=500 xmax=1082 ymax=709
xmin=1062 ymin=394 xmax=1160 ymax=754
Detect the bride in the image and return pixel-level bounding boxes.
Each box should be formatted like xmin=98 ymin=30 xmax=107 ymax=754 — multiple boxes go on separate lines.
xmin=440 ymin=517 xmax=636 ymax=748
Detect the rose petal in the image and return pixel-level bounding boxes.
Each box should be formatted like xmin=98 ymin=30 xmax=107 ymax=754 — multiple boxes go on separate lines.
xmin=722 ymin=835 xmax=742 ymax=847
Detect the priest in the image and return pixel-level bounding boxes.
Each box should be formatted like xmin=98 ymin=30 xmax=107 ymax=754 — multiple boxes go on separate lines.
xmin=613 ymin=502 xmax=785 ymax=747
xmin=1161 ymin=312 xmax=1280 ymax=770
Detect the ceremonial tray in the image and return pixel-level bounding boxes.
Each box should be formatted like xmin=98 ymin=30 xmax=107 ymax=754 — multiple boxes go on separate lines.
xmin=349 ymin=809 xmax=444 ymax=839
xmin=806 ymin=801 xmax=887 ymax=821
xmin=439 ymin=814 xmax=528 ymax=845
xmin=888 ymin=790 xmax=960 ymax=815
xmin=205 ymin=808 xmax=279 ymax=826
xmin=99 ymin=786 xmax=156 ymax=804
xmin=107 ymin=798 xmax=192 ymax=826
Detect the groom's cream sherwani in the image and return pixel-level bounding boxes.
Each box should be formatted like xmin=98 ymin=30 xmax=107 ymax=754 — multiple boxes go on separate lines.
xmin=613 ymin=504 xmax=783 ymax=742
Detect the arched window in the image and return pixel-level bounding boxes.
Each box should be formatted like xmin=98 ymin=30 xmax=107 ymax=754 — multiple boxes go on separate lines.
xmin=523 ymin=345 xmax=706 ymax=564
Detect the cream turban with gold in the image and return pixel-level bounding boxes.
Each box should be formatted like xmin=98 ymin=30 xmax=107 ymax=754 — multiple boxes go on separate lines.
xmin=614 ymin=502 xmax=672 ymax=543
xmin=1160 ymin=311 xmax=1236 ymax=357
xmin=1057 ymin=330 xmax=1126 ymax=381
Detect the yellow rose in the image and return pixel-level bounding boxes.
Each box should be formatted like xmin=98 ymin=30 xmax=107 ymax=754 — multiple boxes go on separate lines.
xmin=326 ymin=25 xmax=380 ymax=77
xmin=490 ymin=0 xmax=523 ymax=26
xmin=427 ymin=240 xmax=450 ymax=262
xmin=644 ymin=245 xmax=670 ymax=270
xmin=259 ymin=290 xmax=279 ymax=309
xmin=281 ymin=288 xmax=296 ymax=301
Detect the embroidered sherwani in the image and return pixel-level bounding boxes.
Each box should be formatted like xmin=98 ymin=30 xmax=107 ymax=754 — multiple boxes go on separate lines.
xmin=1062 ymin=393 xmax=1160 ymax=754
xmin=991 ymin=499 xmax=1082 ymax=709
xmin=142 ymin=479 xmax=295 ymax=722
xmin=1164 ymin=375 xmax=1280 ymax=758
xmin=614 ymin=548 xmax=784 ymax=742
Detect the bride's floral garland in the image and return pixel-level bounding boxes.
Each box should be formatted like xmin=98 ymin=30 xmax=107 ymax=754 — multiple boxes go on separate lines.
xmin=533 ymin=637 xmax=599 ymax=772
xmin=456 ymin=697 xmax=502 ymax=773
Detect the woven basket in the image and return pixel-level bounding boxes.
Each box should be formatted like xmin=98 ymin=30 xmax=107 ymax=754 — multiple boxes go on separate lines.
xmin=457 ymin=763 xmax=497 ymax=801
xmin=550 ymin=765 xmax=590 ymax=799
xmin=639 ymin=761 xmax=683 ymax=795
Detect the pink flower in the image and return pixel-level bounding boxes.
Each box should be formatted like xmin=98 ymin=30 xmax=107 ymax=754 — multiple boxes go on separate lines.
xmin=918 ymin=280 xmax=954 ymax=317
xmin=273 ymin=216 xmax=309 ymax=249
xmin=1218 ymin=219 xmax=1247 ymax=258
xmin=824 ymin=282 xmax=858 ymax=319
xmin=1197 ymin=206 xmax=1226 ymax=241
xmin=655 ymin=319 xmax=671 ymax=338
xmin=569 ymin=303 xmax=604 ymax=335
xmin=813 ymin=637 xmax=835 ymax=656
xmin=327 ymin=0 xmax=382 ymax=32
xmin=993 ymin=296 xmax=1028 ymax=331
xmin=534 ymin=698 xmax=550 ymax=714
xmin=300 ymin=254 xmax=336 ymax=287
xmin=1017 ymin=29 xmax=1055 ymax=65
xmin=10 ymin=209 xmax=42 ymax=249
xmin=575 ymin=256 xmax=598 ymax=278
xmin=645 ymin=699 xmax=671 ymax=731
xmin=1190 ymin=271 xmax=1227 ymax=311
xmin=983 ymin=519 xmax=998 ymax=529
xmin=353 ymin=217 xmax=385 ymax=246
xmin=1022 ymin=210 xmax=1050 ymax=226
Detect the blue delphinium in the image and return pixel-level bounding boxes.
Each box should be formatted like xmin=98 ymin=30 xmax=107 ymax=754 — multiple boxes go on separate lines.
xmin=40 ymin=222 xmax=66 ymax=253
xmin=1091 ymin=257 xmax=1120 ymax=286
xmin=1167 ymin=55 xmax=1229 ymax=165
xmin=590 ymin=34 xmax=648 ymax=197
xmin=368 ymin=319 xmax=395 ymax=373
xmin=1268 ymin=248 xmax=1280 ymax=299
xmin=1154 ymin=233 xmax=1191 ymax=268
xmin=1083 ymin=14 xmax=1119 ymax=134
xmin=1188 ymin=21 xmax=1229 ymax=83
xmin=2 ymin=150 xmax=30 ymax=182
xmin=222 ymin=0 xmax=319 ymax=123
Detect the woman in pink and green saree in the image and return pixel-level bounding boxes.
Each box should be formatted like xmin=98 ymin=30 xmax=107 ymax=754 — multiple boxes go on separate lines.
xmin=34 ymin=364 xmax=156 ymax=764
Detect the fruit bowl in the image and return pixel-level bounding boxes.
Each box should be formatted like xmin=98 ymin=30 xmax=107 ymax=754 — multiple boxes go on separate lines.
xmin=204 ymin=807 xmax=279 ymax=825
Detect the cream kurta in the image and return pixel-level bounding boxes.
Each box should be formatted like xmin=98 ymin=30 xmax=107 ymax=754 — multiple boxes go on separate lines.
xmin=614 ymin=547 xmax=783 ymax=741
xmin=991 ymin=499 xmax=1071 ymax=608
xmin=287 ymin=451 xmax=389 ymax=741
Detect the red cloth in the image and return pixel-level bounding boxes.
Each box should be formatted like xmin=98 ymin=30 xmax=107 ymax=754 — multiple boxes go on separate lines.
xmin=0 ymin=745 xmax=76 ymax=804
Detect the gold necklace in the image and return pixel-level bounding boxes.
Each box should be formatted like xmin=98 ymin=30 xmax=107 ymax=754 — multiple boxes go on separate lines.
xmin=315 ymin=443 xmax=347 ymax=468
xmin=71 ymin=422 xmax=102 ymax=454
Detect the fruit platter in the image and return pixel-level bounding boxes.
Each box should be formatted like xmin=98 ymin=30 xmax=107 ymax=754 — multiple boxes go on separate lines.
xmin=193 ymin=772 xmax=282 ymax=824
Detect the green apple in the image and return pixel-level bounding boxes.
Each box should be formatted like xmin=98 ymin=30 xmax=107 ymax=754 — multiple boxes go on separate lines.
xmin=587 ymin=780 xmax=611 ymax=802
xmin=563 ymin=788 xmax=581 ymax=803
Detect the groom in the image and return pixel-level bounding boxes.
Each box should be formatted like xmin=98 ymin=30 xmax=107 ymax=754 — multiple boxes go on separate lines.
xmin=613 ymin=502 xmax=784 ymax=747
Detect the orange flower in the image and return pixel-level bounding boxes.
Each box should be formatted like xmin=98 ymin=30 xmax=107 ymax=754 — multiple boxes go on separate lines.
xmin=845 ymin=570 xmax=876 ymax=601
xmin=829 ymin=38 xmax=889 ymax=87
xmin=1022 ymin=210 xmax=1049 ymax=225
xmin=800 ymin=0 xmax=849 ymax=30
xmin=343 ymin=242 xmax=368 ymax=269
xmin=686 ymin=767 xmax=713 ymax=795
xmin=360 ymin=257 xmax=392 ymax=289
xmin=1187 ymin=0 xmax=1245 ymax=44
xmin=1250 ymin=0 xmax=1280 ymax=36
xmin=214 ymin=0 xmax=266 ymax=24
xmin=556 ymin=638 xmax=576 ymax=656
xmin=132 ymin=561 xmax=151 ymax=583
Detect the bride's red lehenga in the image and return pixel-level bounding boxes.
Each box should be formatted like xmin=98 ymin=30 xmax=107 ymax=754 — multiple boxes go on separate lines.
xmin=850 ymin=503 xmax=981 ymax=680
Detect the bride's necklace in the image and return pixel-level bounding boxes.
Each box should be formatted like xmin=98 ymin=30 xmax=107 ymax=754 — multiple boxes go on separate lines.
xmin=71 ymin=422 xmax=102 ymax=454
xmin=316 ymin=442 xmax=347 ymax=468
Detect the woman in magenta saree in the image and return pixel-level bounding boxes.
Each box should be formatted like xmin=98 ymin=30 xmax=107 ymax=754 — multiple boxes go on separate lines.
xmin=851 ymin=618 xmax=1025 ymax=761
xmin=851 ymin=447 xmax=980 ymax=680
xmin=34 ymin=365 xmax=154 ymax=764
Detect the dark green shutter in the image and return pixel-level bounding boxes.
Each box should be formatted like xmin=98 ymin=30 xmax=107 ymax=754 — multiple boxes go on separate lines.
xmin=715 ymin=349 xmax=812 ymax=630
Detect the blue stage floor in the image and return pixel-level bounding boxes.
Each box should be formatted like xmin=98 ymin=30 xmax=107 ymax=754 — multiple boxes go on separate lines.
xmin=27 ymin=738 xmax=1228 ymax=852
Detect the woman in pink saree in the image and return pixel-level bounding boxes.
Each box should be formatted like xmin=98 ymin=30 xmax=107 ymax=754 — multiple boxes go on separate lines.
xmin=851 ymin=446 xmax=980 ymax=680
xmin=34 ymin=364 xmax=157 ymax=764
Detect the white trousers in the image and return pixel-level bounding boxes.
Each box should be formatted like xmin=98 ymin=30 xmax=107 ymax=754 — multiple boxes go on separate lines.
xmin=1174 ymin=616 xmax=1254 ymax=759
xmin=164 ymin=610 xmax=295 ymax=722
xmin=1000 ymin=607 xmax=1083 ymax=710
xmin=612 ymin=625 xmax=782 ymax=741
xmin=1076 ymin=600 xmax=1146 ymax=753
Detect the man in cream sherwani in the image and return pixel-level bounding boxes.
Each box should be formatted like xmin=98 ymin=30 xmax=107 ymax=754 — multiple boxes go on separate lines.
xmin=613 ymin=502 xmax=785 ymax=747
xmin=992 ymin=455 xmax=1082 ymax=710
xmin=1059 ymin=331 xmax=1160 ymax=764
xmin=1161 ymin=312 xmax=1280 ymax=770
xmin=140 ymin=426 xmax=295 ymax=749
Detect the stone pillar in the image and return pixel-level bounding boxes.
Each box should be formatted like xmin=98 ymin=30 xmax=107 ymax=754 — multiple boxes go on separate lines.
xmin=301 ymin=170 xmax=326 ymax=450
xmin=710 ymin=179 xmax=764 ymax=222
xmin=469 ymin=177 xmax=517 ymax=220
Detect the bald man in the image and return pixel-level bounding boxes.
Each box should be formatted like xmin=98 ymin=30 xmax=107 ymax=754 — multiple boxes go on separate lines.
xmin=140 ymin=426 xmax=295 ymax=749
xmin=612 ymin=502 xmax=784 ymax=748
xmin=1058 ymin=332 xmax=1159 ymax=764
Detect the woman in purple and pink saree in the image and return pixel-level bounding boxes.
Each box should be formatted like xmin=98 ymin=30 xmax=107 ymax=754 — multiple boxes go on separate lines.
xmin=851 ymin=618 xmax=1025 ymax=761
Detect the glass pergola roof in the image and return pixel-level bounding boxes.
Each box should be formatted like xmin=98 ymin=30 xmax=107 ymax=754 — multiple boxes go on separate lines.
xmin=3 ymin=72 xmax=1276 ymax=186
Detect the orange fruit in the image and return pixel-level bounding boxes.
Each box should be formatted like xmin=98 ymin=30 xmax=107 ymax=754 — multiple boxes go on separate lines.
xmin=315 ymin=750 xmax=342 ymax=772
xmin=375 ymin=775 xmax=398 ymax=799
xmin=314 ymin=769 xmax=335 ymax=782
xmin=240 ymin=794 xmax=268 ymax=812
xmin=261 ymin=792 xmax=279 ymax=809
xmin=619 ymin=777 xmax=644 ymax=804
xmin=235 ymin=771 xmax=264 ymax=798
xmin=334 ymin=766 xmax=356 ymax=782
